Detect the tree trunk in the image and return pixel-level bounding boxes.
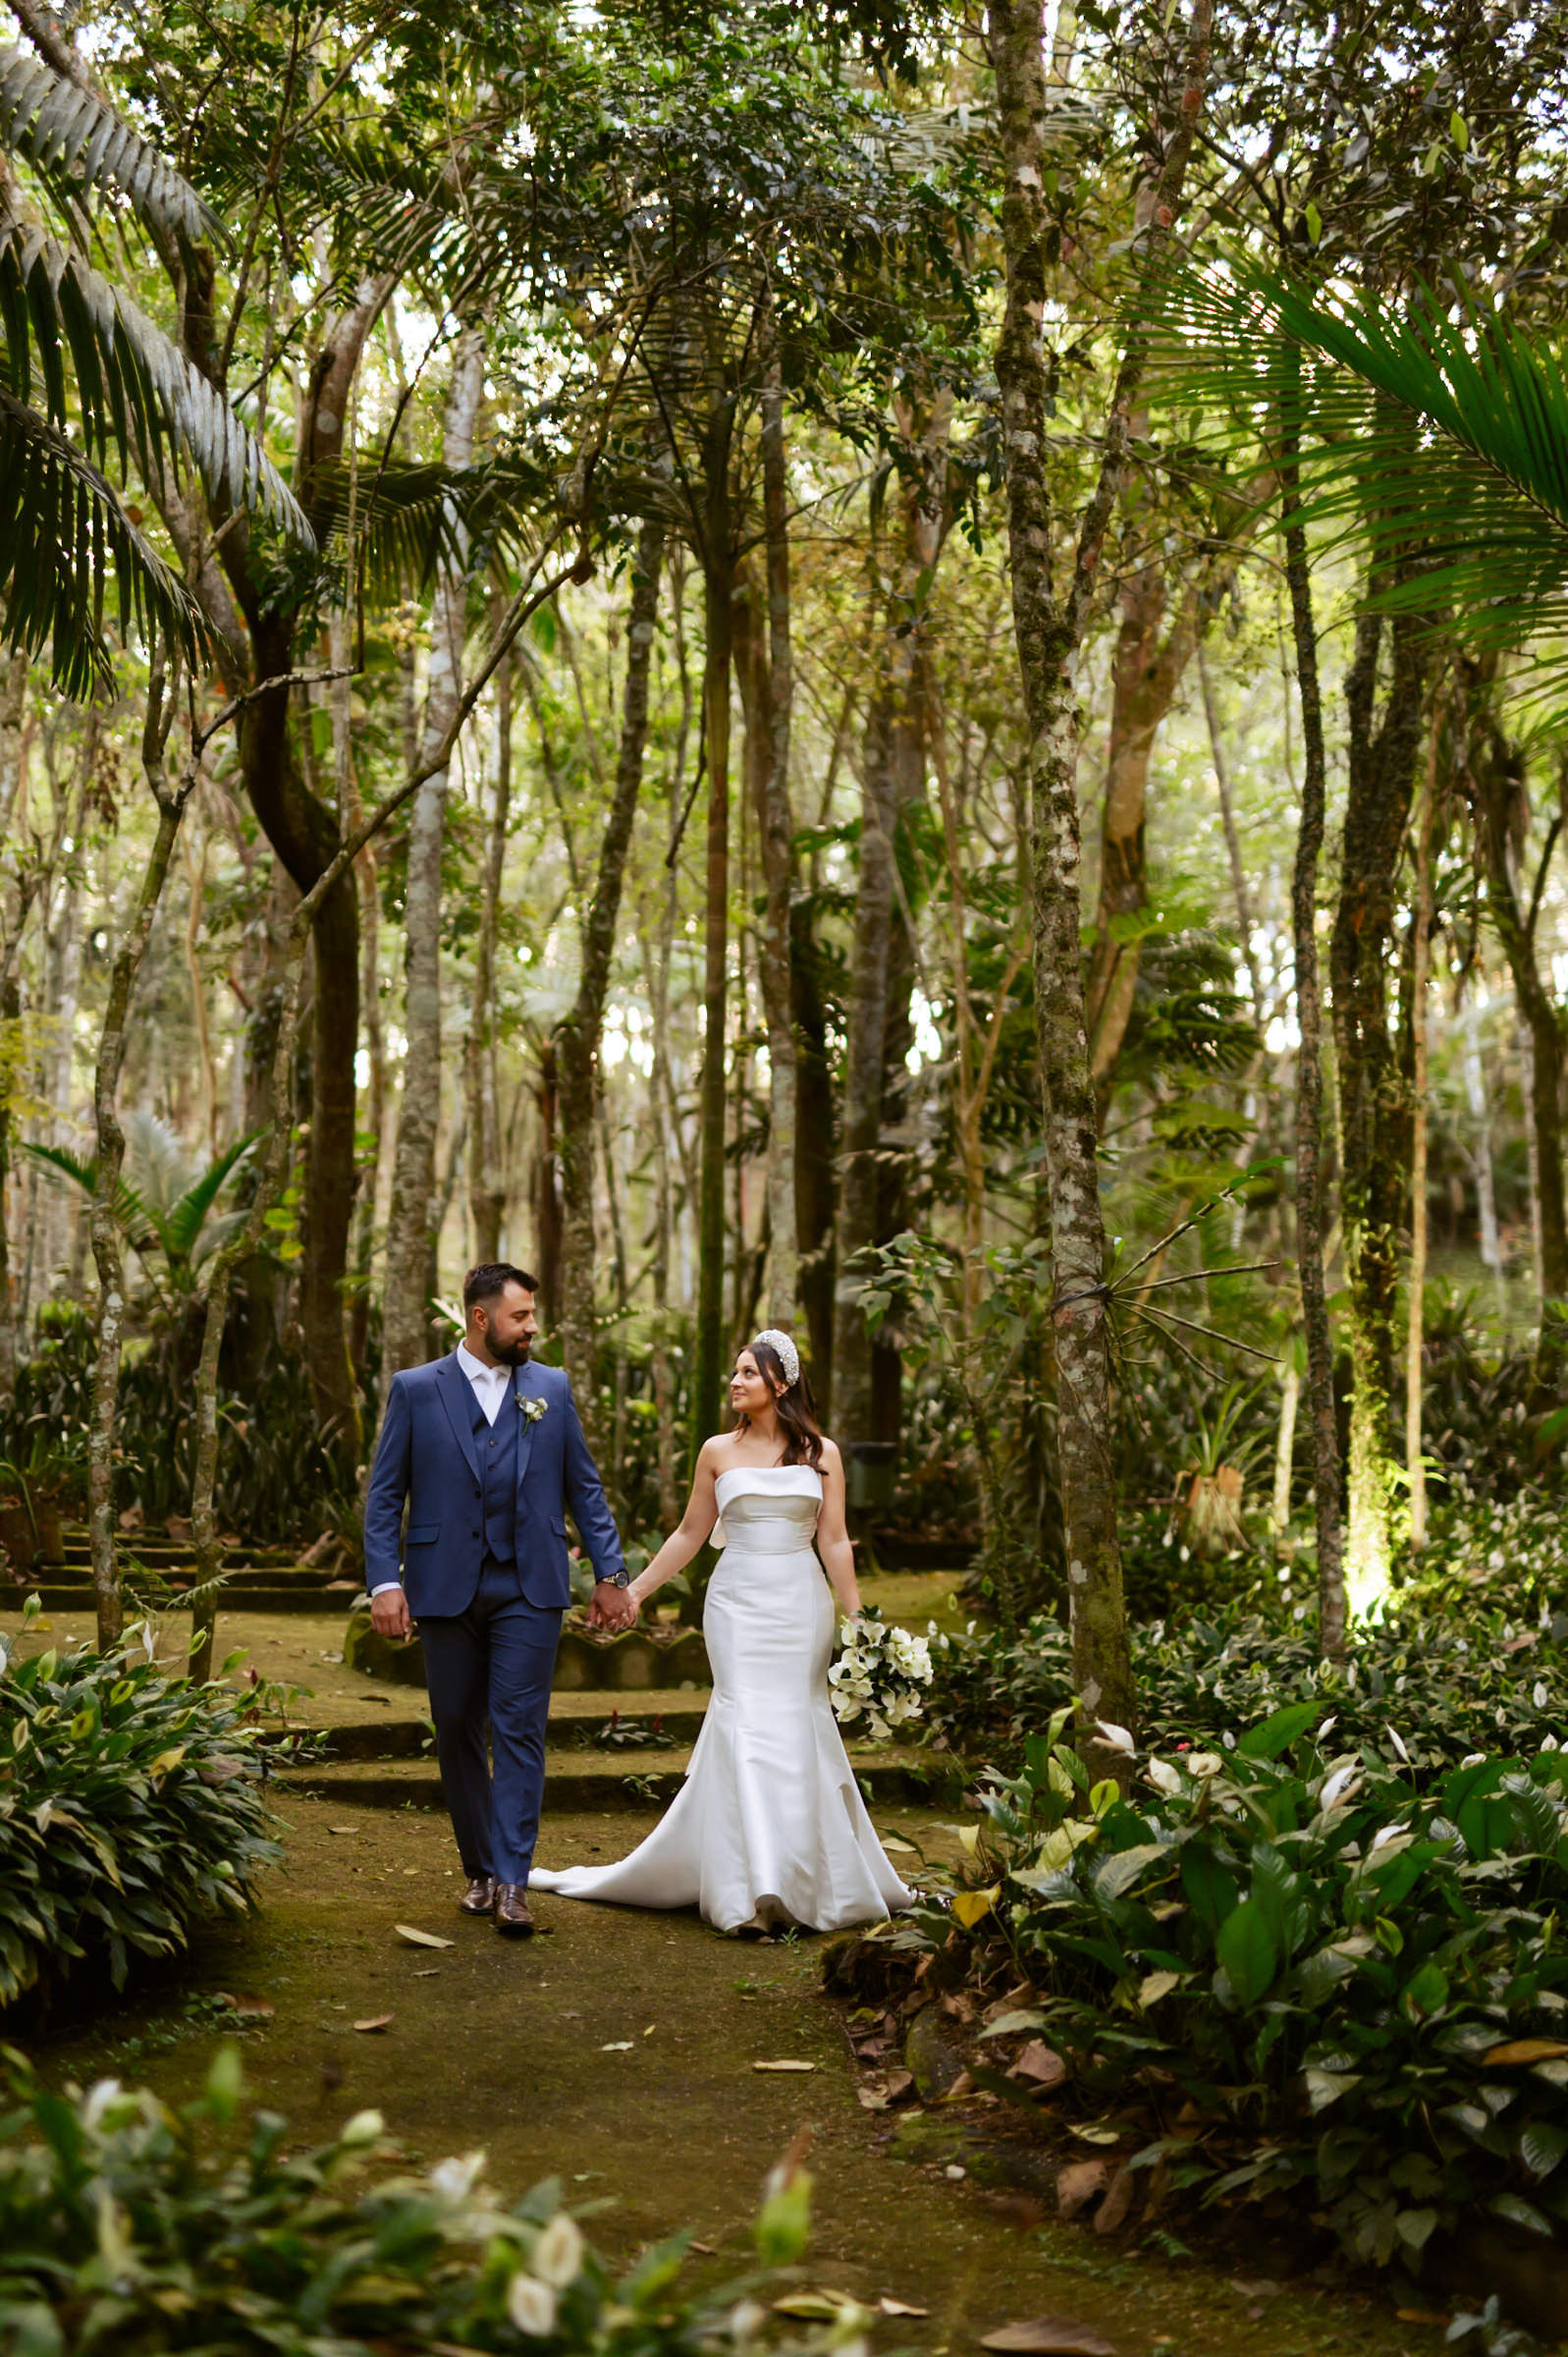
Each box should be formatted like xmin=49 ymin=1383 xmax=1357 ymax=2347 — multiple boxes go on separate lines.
xmin=791 ymin=898 xmax=838 ymax=1407
xmin=755 ymin=316 xmax=798 ymax=1331
xmin=466 ymin=632 xmax=514 ymax=1265
xmin=1084 ymin=562 xmax=1202 ymax=1090
xmin=691 ymin=357 xmax=735 ymax=1469
xmin=90 ymin=668 xmax=192 ymax=1648
xmin=382 ymin=325 xmax=485 ymax=1379
xmin=833 ymin=411 xmax=946 ymax=1449
xmin=1198 ymin=632 xmax=1265 ymax=1014
xmin=1466 ymin=701 xmax=1568 ymax=1312
xmin=555 ymin=516 xmax=663 ymax=1433
xmin=1406 ymin=702 xmax=1437 ymax=1549
xmin=989 ymin=0 xmax=1212 ymax=1760
xmin=1330 ymin=583 xmax=1430 ymax=1617
xmin=1279 ymin=433 xmax=1347 ymax=1651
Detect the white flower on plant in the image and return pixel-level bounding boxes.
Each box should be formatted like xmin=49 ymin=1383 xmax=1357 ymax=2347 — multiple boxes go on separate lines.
xmin=82 ymin=2080 xmax=125 ymax=2132
xmin=1461 ymin=1752 xmax=1487 ymax=1770
xmin=1535 ymin=1682 xmax=1550 ymax=1710
xmin=530 ymin=2213 xmax=585 ymax=2288
xmin=1187 ymin=1753 xmax=1224 ymax=1779
xmin=1319 ymin=1765 xmax=1359 ymax=1811
xmin=1369 ymin=1822 xmax=1409 ymax=1852
xmin=1095 ymin=1719 xmax=1134 ymax=1755
xmin=430 ymin=2151 xmax=486 ymax=2202
xmin=1146 ymin=1757 xmax=1183 ymax=1797
xmin=1541 ymin=1734 xmax=1559 ymax=1753
xmin=507 ymin=2274 xmax=559 ymax=2335
xmin=730 ymin=2298 xmax=768 ymax=2343
xmin=1385 ymin=1724 xmax=1410 ymax=1765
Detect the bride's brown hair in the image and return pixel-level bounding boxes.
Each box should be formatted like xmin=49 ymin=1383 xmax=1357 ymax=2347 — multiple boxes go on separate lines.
xmin=735 ymin=1339 xmax=825 ymax=1469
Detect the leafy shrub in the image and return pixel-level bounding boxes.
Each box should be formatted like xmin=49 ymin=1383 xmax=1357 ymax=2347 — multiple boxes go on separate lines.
xmin=0 ymin=1602 xmax=278 ymax=2005
xmin=0 ymin=2052 xmax=852 ymax=2357
xmin=924 ymin=1590 xmax=1566 ymax=1777
xmin=938 ymin=1707 xmax=1568 ymax=2275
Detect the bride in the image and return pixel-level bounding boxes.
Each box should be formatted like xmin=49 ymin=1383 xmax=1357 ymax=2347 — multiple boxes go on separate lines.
xmin=529 ymin=1330 xmax=916 ymax=1935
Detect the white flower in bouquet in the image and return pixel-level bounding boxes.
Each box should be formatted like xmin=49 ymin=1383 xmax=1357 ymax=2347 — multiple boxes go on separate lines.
xmin=831 ymin=1609 xmax=931 ymax=1744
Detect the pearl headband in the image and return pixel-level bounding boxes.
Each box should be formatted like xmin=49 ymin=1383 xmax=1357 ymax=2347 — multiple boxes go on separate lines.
xmin=752 ymin=1328 xmax=800 ymax=1388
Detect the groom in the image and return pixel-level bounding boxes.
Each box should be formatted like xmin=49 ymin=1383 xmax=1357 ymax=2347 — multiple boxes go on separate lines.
xmin=363 ymin=1263 xmax=635 ymax=1937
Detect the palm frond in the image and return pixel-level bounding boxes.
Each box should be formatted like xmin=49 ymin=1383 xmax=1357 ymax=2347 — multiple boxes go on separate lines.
xmin=161 ymin=1130 xmax=259 ymax=1261
xmin=0 ymin=44 xmax=221 ymax=246
xmin=0 ymin=209 xmax=308 ymax=539
xmin=0 ymin=385 xmax=204 ymax=694
xmin=1146 ymin=265 xmax=1568 ymax=673
xmin=309 ymin=455 xmax=550 ymax=596
xmin=20 ymin=1139 xmax=153 ymax=1241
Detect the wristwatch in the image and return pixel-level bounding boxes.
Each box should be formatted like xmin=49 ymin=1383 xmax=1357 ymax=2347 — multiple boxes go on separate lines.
xmin=603 ymin=1567 xmax=631 ymax=1588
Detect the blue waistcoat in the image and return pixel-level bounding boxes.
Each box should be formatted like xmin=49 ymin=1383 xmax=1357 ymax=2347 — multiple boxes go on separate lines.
xmin=474 ymin=1386 xmax=519 ymax=1562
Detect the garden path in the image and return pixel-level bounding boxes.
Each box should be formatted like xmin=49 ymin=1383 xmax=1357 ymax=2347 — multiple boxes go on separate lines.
xmin=32 ymin=1789 xmax=1431 ymax=2357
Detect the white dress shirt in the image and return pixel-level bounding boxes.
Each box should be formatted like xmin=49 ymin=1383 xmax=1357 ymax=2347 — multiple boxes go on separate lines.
xmin=457 ymin=1339 xmax=513 ymax=1424
xmin=369 ymin=1343 xmax=512 ymax=1595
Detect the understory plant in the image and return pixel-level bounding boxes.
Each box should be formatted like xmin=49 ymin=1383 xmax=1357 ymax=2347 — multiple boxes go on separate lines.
xmin=932 ymin=1705 xmax=1568 ymax=2275
xmin=0 ymin=2052 xmax=856 ymax=2357
xmin=0 ymin=1598 xmax=278 ymax=2005
xmin=924 ymin=1580 xmax=1567 ymax=1776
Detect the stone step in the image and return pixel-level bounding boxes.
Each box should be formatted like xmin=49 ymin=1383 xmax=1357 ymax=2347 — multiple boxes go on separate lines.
xmin=343 ymin=1609 xmax=714 ymax=1694
xmin=273 ymin=1744 xmax=947 ymax=1813
xmin=17 ymin=1581 xmax=358 ymax=1615
xmin=259 ymin=1687 xmax=715 ymax=1764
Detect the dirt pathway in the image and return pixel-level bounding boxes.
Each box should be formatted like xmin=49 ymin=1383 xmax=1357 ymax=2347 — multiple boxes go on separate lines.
xmin=28 ymin=1790 xmax=1432 ymax=2357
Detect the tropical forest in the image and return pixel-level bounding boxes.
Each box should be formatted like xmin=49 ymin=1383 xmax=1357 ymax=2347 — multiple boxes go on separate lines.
xmin=1 ymin=2 xmax=1567 ymax=2354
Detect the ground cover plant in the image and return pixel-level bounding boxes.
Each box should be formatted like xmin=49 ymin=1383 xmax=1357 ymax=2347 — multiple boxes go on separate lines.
xmin=879 ymin=1706 xmax=1568 ymax=2289
xmin=922 ymin=1489 xmax=1568 ymax=1778
xmin=0 ymin=1599 xmax=278 ymax=2006
xmin=0 ymin=2051 xmax=853 ymax=2357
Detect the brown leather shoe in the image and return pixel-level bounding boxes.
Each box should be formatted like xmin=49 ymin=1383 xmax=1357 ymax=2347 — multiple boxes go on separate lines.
xmin=493 ymin=1883 xmax=535 ymax=1938
xmin=459 ymin=1875 xmax=496 ymax=1917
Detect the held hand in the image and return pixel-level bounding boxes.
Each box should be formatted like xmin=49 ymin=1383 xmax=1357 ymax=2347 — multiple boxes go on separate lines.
xmin=589 ymin=1580 xmax=639 ymax=1633
xmin=370 ymin=1586 xmax=412 ymax=1641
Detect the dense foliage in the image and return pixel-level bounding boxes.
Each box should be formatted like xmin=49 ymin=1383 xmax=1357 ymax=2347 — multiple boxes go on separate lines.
xmin=0 ymin=2053 xmax=841 ymax=2357
xmin=0 ymin=1601 xmax=277 ymax=2005
xmin=931 ymin=1708 xmax=1568 ymax=2275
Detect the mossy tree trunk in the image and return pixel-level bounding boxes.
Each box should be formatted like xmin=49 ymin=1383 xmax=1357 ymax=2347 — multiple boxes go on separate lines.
xmin=555 ymin=517 xmax=664 ymax=1441
xmin=382 ymin=324 xmax=486 ymax=1379
xmin=988 ymin=0 xmax=1213 ymax=1761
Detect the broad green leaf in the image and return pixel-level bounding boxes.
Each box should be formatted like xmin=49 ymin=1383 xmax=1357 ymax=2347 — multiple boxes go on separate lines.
xmin=1216 ymin=1899 xmax=1277 ymax=2005
xmin=1238 ymin=1700 xmax=1321 ymax=1760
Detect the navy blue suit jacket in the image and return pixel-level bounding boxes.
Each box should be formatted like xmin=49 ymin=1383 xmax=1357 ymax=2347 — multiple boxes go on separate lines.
xmin=362 ymin=1352 xmax=625 ymax=1615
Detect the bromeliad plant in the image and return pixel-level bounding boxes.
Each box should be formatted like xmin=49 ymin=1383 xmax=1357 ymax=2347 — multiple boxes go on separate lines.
xmin=943 ymin=1703 xmax=1568 ymax=2274
xmin=0 ymin=2050 xmax=862 ymax=2357
xmin=0 ymin=1597 xmax=278 ymax=2006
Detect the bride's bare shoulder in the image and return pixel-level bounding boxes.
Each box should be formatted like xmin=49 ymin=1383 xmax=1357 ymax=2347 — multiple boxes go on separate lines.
xmin=817 ymin=1434 xmax=842 ymax=1470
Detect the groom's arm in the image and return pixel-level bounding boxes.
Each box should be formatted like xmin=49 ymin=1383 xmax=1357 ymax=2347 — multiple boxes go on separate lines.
xmin=560 ymin=1375 xmax=626 ymax=1592
xmin=363 ymin=1375 xmax=413 ymax=1634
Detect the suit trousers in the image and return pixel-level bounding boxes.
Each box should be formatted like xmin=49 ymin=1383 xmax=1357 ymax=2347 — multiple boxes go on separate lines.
xmin=418 ymin=1555 xmax=563 ymax=1885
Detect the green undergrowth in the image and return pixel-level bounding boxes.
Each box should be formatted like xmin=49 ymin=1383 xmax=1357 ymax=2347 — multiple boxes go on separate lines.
xmin=925 ymin=1489 xmax=1568 ymax=1778
xmin=0 ymin=1599 xmax=278 ymax=2007
xmin=0 ymin=2050 xmax=854 ymax=2357
xmin=902 ymin=1704 xmax=1568 ymax=2285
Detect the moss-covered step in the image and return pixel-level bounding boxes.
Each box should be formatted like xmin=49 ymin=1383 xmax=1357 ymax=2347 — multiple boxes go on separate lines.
xmin=342 ymin=1608 xmax=711 ymax=1693
xmin=275 ymin=1745 xmax=951 ymax=1812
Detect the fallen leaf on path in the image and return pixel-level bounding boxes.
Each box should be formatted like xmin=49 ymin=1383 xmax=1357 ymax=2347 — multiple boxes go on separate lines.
xmin=353 ymin=2015 xmax=393 ymax=2034
xmin=940 ymin=2069 xmax=975 ymax=2103
xmin=1009 ymin=2040 xmax=1067 ymax=2088
xmin=643 ymin=2024 xmax=657 ymax=2036
xmin=1055 ymin=2159 xmax=1112 ymax=2221
xmin=982 ymin=2008 xmax=1048 ymax=2040
xmin=412 ymin=1968 xmax=440 ymax=1978
xmin=216 ymin=1994 xmax=274 ymax=2018
xmin=981 ymin=2321 xmax=1117 ymax=2355
xmin=328 ymin=1827 xmax=357 ymax=1836
xmin=689 ymin=2241 xmax=716 ymax=2255
xmin=1229 ymin=2279 xmax=1281 ymax=2298
xmin=880 ymin=2298 xmax=929 ymax=2318
xmin=753 ymin=2059 xmax=816 ymax=2072
xmin=772 ymin=2293 xmax=857 ymax=2321
xmin=601 ymin=2042 xmax=634 ymax=2052
xmin=1067 ymin=2122 xmax=1122 ymax=2144
xmin=395 ymin=1924 xmax=453 ymax=1949
xmin=1485 ymin=2038 xmax=1568 ymax=2065
xmin=1093 ymin=2165 xmax=1134 ymax=2236
xmin=880 ymin=1835 xmax=918 ymax=1853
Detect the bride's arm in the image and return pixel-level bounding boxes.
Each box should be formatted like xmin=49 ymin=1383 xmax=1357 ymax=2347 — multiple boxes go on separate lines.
xmin=626 ymin=1442 xmax=723 ymax=1609
xmin=814 ymin=1440 xmax=860 ymax=1620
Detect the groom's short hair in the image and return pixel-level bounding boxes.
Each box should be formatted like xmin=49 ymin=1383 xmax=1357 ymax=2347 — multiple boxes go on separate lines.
xmin=463 ymin=1261 xmax=539 ymax=1312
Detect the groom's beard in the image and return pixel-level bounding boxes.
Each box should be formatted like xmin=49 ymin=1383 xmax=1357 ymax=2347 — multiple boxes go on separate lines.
xmin=488 ymin=1337 xmax=532 ymax=1367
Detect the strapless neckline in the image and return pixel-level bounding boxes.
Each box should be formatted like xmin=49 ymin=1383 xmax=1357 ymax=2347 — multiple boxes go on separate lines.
xmin=715 ymin=1463 xmax=823 ymax=1502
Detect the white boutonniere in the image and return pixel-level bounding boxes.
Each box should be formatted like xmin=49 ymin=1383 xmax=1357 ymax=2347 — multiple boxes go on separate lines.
xmin=515 ymin=1391 xmax=550 ymax=1424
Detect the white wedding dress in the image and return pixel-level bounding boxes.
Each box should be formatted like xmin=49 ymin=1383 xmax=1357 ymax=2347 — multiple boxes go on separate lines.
xmin=529 ymin=1465 xmax=916 ymax=1933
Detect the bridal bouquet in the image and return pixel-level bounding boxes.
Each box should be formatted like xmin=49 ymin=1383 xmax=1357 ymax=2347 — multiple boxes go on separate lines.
xmin=830 ymin=1607 xmax=935 ymax=1743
